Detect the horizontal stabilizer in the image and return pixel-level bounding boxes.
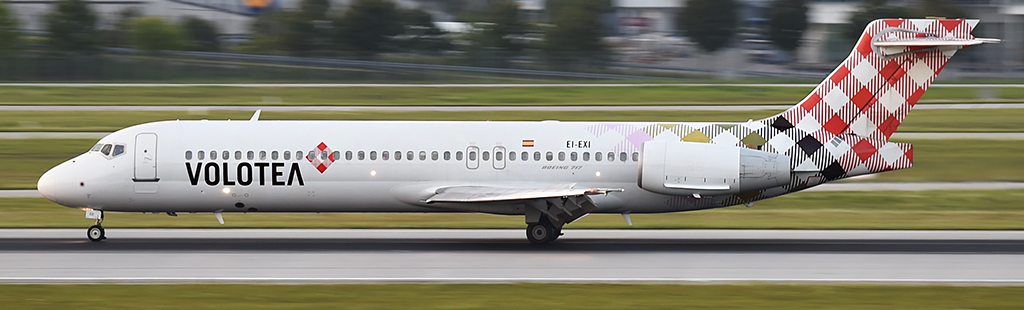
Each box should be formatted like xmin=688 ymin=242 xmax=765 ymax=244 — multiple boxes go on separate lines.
xmin=873 ymin=37 xmax=1000 ymax=47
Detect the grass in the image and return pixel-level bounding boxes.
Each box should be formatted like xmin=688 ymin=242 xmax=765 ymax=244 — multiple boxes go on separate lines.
xmin=4 ymin=190 xmax=1024 ymax=229
xmin=1 ymin=138 xmax=1019 ymax=190
xmin=0 ymin=85 xmax=1018 ymax=106
xmin=1 ymin=284 xmax=1024 ymax=309
xmin=3 ymin=108 xmax=1024 ymax=133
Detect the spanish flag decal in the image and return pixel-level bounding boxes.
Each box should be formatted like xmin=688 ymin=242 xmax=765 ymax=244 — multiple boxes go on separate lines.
xmin=522 ymin=140 xmax=535 ymax=147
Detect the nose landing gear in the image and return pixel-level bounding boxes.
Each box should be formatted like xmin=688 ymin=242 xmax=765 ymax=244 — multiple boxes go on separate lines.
xmin=85 ymin=209 xmax=105 ymax=242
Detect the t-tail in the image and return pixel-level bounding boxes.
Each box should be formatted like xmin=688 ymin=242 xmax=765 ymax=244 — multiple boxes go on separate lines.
xmin=761 ymin=19 xmax=997 ymax=183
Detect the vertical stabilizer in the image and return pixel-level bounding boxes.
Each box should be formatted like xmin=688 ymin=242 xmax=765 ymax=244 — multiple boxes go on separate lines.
xmin=759 ymin=19 xmax=996 ymax=181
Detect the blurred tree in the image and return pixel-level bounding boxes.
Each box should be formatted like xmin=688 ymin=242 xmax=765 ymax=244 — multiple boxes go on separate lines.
xmin=478 ymin=0 xmax=527 ymax=52
xmin=768 ymin=0 xmax=807 ymax=52
xmin=45 ymin=0 xmax=99 ymax=53
xmin=544 ymin=0 xmax=610 ymax=66
xmin=842 ymin=0 xmax=909 ymax=42
xmin=101 ymin=7 xmax=141 ymax=48
xmin=247 ymin=10 xmax=288 ymax=54
xmin=0 ymin=0 xmax=20 ymax=54
xmin=333 ymin=0 xmax=402 ymax=56
xmin=282 ymin=0 xmax=332 ymax=55
xmin=677 ymin=0 xmax=739 ymax=53
xmin=181 ymin=16 xmax=221 ymax=52
xmin=912 ymin=0 xmax=969 ymax=19
xmin=129 ymin=16 xmax=185 ymax=51
xmin=396 ymin=8 xmax=452 ymax=52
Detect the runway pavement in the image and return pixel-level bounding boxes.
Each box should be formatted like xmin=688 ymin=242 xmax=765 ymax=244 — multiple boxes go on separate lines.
xmin=1 ymin=229 xmax=1023 ymax=284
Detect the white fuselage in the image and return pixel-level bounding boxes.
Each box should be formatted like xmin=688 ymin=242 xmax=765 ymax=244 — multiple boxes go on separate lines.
xmin=41 ymin=119 xmax=786 ymax=215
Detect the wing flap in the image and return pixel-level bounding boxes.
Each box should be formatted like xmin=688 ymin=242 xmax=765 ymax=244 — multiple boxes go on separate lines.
xmin=424 ymin=186 xmax=623 ymax=203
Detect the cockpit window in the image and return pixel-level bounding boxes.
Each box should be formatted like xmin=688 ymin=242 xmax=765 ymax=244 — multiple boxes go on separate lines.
xmin=112 ymin=145 xmax=125 ymax=157
xmin=100 ymin=144 xmax=112 ymax=156
xmin=91 ymin=144 xmax=104 ymax=152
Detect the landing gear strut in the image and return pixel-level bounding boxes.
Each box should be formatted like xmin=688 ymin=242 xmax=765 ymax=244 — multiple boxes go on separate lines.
xmin=86 ymin=210 xmax=105 ymax=242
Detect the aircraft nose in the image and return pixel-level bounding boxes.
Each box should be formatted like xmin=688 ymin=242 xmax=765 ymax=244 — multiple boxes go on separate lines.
xmin=37 ymin=167 xmax=59 ymax=203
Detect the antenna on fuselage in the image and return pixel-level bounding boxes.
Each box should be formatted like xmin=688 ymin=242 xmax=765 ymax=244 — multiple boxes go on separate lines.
xmin=250 ymin=110 xmax=261 ymax=121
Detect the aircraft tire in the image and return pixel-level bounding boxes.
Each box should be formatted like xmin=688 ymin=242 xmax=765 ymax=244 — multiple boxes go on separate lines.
xmin=87 ymin=225 xmax=105 ymax=242
xmin=526 ymin=222 xmax=555 ymax=245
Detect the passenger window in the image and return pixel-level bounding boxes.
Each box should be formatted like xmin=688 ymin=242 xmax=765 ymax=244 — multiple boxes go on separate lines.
xmin=272 ymin=151 xmax=280 ymax=160
xmin=210 ymin=150 xmax=217 ymax=160
xmin=570 ymin=152 xmax=578 ymax=161
xmin=100 ymin=144 xmax=112 ymax=156
xmin=185 ymin=150 xmax=193 ymax=160
xmin=369 ymin=151 xmax=377 ymax=160
xmin=198 ymin=151 xmax=205 ymax=160
xmin=345 ymin=151 xmax=352 ymax=160
xmin=357 ymin=151 xmax=365 ymax=160
xmin=582 ymin=152 xmax=590 ymax=161
xmin=620 ymin=152 xmax=627 ymax=162
xmin=607 ymin=152 xmax=615 ymax=162
xmin=534 ymin=151 xmax=541 ymax=161
xmin=419 ymin=151 xmax=427 ymax=161
xmin=481 ymin=151 xmax=489 ymax=161
xmin=495 ymin=151 xmax=504 ymax=161
xmin=284 ymin=151 xmax=291 ymax=160
xmin=382 ymin=151 xmax=390 ymax=161
xmin=632 ymin=152 xmax=639 ymax=162
xmin=321 ymin=151 xmax=328 ymax=160
xmin=296 ymin=151 xmax=303 ymax=160
xmin=595 ymin=152 xmax=602 ymax=161
xmin=222 ymin=151 xmax=229 ymax=160
xmin=431 ymin=151 xmax=439 ymax=161
xmin=558 ymin=151 xmax=565 ymax=161
xmin=444 ymin=151 xmax=451 ymax=161
xmin=521 ymin=151 xmax=528 ymax=161
xmin=331 ymin=151 xmax=338 ymax=161
xmin=507 ymin=151 xmax=514 ymax=161
xmin=469 ymin=150 xmax=477 ymax=161
xmin=407 ymin=151 xmax=414 ymax=160
xmin=545 ymin=151 xmax=553 ymax=161
xmin=260 ymin=151 xmax=267 ymax=160
xmin=235 ymin=151 xmax=242 ymax=160
xmin=456 ymin=151 xmax=463 ymax=161
xmin=395 ymin=151 xmax=402 ymax=160
xmin=247 ymin=151 xmax=254 ymax=160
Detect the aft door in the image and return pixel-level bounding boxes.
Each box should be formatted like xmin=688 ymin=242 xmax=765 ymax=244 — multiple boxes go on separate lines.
xmin=134 ymin=133 xmax=159 ymax=182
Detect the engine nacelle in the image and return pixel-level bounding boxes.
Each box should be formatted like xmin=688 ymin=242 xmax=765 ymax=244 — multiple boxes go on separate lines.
xmin=638 ymin=141 xmax=791 ymax=196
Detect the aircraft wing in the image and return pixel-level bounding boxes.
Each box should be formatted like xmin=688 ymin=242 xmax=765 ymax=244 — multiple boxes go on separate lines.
xmin=425 ymin=186 xmax=623 ymax=203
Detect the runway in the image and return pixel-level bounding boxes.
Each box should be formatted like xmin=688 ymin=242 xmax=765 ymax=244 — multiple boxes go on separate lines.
xmin=2 ymin=229 xmax=1024 ymax=284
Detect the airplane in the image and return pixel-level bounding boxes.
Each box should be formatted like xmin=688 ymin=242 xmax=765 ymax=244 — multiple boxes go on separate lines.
xmin=37 ymin=19 xmax=998 ymax=244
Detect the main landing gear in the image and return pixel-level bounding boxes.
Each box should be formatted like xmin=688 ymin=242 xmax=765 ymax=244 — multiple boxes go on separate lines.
xmin=526 ymin=217 xmax=563 ymax=245
xmin=85 ymin=210 xmax=105 ymax=242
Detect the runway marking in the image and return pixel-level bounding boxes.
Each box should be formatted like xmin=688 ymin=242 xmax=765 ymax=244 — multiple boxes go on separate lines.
xmin=2 ymin=277 xmax=1024 ymax=284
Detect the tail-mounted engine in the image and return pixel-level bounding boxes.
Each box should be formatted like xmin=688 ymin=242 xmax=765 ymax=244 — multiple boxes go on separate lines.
xmin=638 ymin=141 xmax=791 ymax=196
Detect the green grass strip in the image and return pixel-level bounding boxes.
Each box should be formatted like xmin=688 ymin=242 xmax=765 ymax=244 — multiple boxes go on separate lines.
xmin=3 ymin=108 xmax=1024 ymax=133
xmin=4 ymin=190 xmax=1024 ymax=229
xmin=1 ymin=284 xmax=1023 ymax=309
xmin=0 ymin=85 xmax=1016 ymax=105
xmin=2 ymin=138 xmax=1019 ymax=190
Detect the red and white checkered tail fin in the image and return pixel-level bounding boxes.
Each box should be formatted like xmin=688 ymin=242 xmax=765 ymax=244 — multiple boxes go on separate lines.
xmin=773 ymin=19 xmax=997 ymax=142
